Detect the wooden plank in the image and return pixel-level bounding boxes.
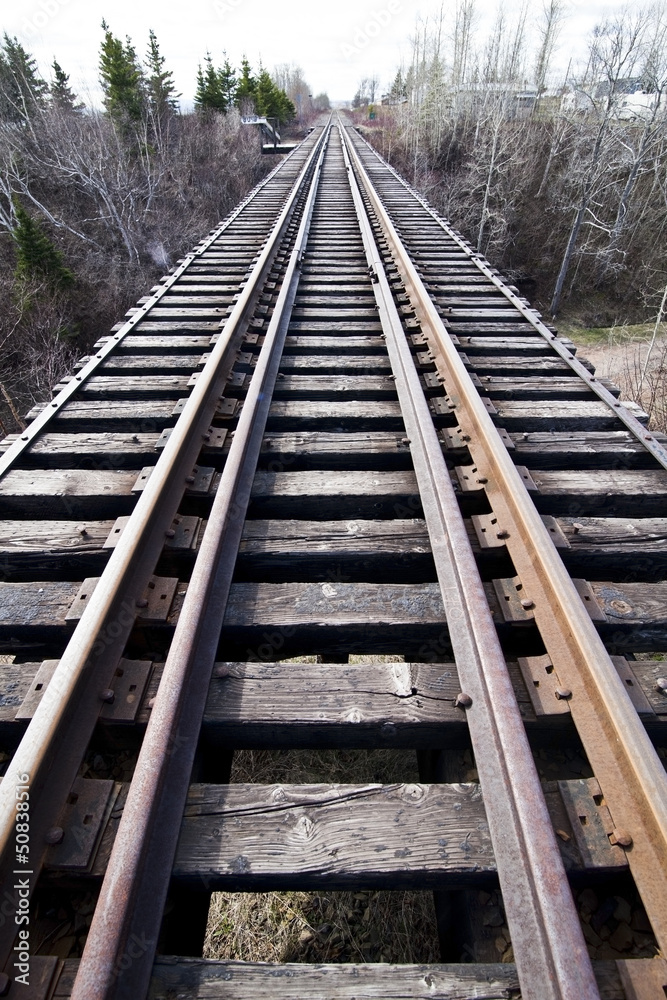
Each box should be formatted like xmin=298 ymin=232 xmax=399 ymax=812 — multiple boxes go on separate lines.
xmin=266 ymin=401 xmax=404 ymax=430
xmin=257 ymin=431 xmax=412 ymax=469
xmin=293 ymin=296 xmax=377 ymax=307
xmin=237 ymin=518 xmax=432 ymax=580
xmin=271 ymin=376 xmax=397 ymax=399
xmin=0 ymin=469 xmax=139 ymax=517
xmin=458 ymin=336 xmax=565 ymax=355
xmin=129 ymin=321 xmax=220 ymax=332
xmin=288 ymin=321 xmax=384 ymax=332
xmin=141 ymin=308 xmax=229 ymax=319
xmin=0 ymin=504 xmax=662 ymax=586
xmin=155 ymin=779 xmax=619 ymax=887
xmin=249 ymin=470 xmax=419 ymax=518
xmin=51 ymin=400 xmax=177 ymax=429
xmin=466 ymin=354 xmax=574 ymax=374
xmin=52 ymin=957 xmax=629 ymax=999
xmin=203 ymin=661 xmax=465 ymax=747
xmin=95 ymin=336 xmax=211 ymax=353
xmin=480 ymin=376 xmax=619 ymax=400
xmin=282 ymin=335 xmax=387 ymax=353
xmin=155 ymin=295 xmax=236 ymax=305
xmin=492 ymin=399 xmax=632 ymax=430
xmin=530 ymin=470 xmax=667 ymax=517
xmin=508 ymin=431 xmax=660 ymax=470
xmin=97 ymin=354 xmax=206 ymax=372
xmin=448 ymin=323 xmax=541 ymax=334
xmin=16 ymin=432 xmax=161 ymax=466
xmin=79 ymin=376 xmax=191 ymax=398
xmin=2 ymin=655 xmax=664 ymax=749
xmin=278 ymin=356 xmax=391 ymax=373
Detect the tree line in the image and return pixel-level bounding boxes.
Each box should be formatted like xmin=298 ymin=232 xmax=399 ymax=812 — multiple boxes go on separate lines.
xmin=0 ymin=24 xmax=324 ymax=431
xmin=361 ymin=1 xmax=667 ymax=326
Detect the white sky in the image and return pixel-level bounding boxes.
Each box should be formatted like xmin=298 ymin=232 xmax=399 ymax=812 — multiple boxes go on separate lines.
xmin=4 ymin=0 xmax=637 ymax=107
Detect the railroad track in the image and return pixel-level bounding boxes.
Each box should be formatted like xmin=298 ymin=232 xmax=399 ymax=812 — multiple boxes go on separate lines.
xmin=0 ymin=115 xmax=664 ymax=998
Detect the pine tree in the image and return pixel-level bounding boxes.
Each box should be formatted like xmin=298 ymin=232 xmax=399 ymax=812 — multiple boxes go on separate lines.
xmin=145 ymin=29 xmax=179 ymax=117
xmin=12 ymin=201 xmax=74 ymax=290
xmin=219 ymin=57 xmax=237 ymax=108
xmin=99 ymin=21 xmax=144 ymax=122
xmin=0 ymin=35 xmax=47 ymax=122
xmin=253 ymin=68 xmax=295 ymax=125
xmin=235 ymin=57 xmax=256 ymax=110
xmin=194 ymin=53 xmax=226 ymax=112
xmin=389 ymin=70 xmax=407 ymax=101
xmin=50 ymin=59 xmax=83 ymax=112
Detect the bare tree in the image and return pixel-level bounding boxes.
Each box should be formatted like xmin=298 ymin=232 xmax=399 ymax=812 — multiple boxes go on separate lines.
xmin=534 ymin=0 xmax=567 ymax=96
xmin=549 ymin=6 xmax=651 ymax=315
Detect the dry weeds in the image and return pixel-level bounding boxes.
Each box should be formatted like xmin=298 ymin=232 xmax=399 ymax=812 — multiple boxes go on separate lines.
xmin=567 ymin=322 xmax=667 ymax=432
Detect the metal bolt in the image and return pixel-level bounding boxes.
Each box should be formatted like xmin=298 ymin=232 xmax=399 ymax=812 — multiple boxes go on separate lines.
xmin=46 ymin=826 xmax=64 ymax=845
xmin=185 ymin=475 xmax=195 ymax=484
xmin=610 ymin=829 xmax=633 ymax=848
xmin=165 ymin=529 xmax=176 ymax=539
xmin=655 ymin=677 xmax=667 ymax=693
xmin=520 ymin=598 xmax=534 ymax=609
xmin=401 ymin=438 xmax=411 ymax=445
xmin=496 ymin=530 xmax=510 ymax=540
xmin=136 ymin=598 xmax=149 ymax=609
xmin=455 ymin=692 xmax=473 ymax=709
xmin=100 ymin=689 xmax=115 ymax=704
xmin=555 ymin=688 xmax=572 ymax=700
xmin=477 ymin=477 xmax=488 ymax=485
xmin=202 ymin=433 xmax=211 ymax=441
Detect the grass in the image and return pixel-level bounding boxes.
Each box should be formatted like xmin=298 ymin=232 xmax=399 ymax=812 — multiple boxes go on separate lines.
xmin=558 ymin=320 xmax=667 ymax=347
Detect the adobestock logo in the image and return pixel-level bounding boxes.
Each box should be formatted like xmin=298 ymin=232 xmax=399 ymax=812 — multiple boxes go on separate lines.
xmin=22 ymin=0 xmax=72 ymax=34
xmin=341 ymin=1 xmax=403 ymax=59
xmin=213 ymin=0 xmax=244 ymax=18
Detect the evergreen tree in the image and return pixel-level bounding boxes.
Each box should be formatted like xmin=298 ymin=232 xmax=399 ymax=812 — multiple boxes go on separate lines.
xmin=195 ymin=53 xmax=226 ymax=112
xmin=0 ymin=35 xmax=47 ymax=122
xmin=254 ymin=69 xmax=295 ymax=125
xmin=219 ymin=57 xmax=237 ymax=108
xmin=99 ymin=21 xmax=144 ymax=122
xmin=235 ymin=57 xmax=256 ymax=109
xmin=389 ymin=70 xmax=407 ymax=101
xmin=145 ymin=29 xmax=179 ymax=117
xmin=50 ymin=59 xmax=83 ymax=112
xmin=12 ymin=201 xmax=74 ymax=290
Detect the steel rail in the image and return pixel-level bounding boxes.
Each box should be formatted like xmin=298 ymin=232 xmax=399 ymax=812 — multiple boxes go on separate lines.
xmin=70 ymin=122 xmax=332 ymax=1000
xmin=0 ymin=137 xmax=308 ymax=481
xmin=0 ymin=124 xmax=330 ymax=969
xmin=341 ymin=119 xmax=667 ymax=952
xmin=346 ymin=124 xmax=667 ymax=473
xmin=340 ymin=124 xmax=598 ymax=1000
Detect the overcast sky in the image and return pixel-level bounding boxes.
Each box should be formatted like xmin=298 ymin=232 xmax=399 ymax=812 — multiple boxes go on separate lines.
xmin=5 ymin=0 xmax=637 ymax=106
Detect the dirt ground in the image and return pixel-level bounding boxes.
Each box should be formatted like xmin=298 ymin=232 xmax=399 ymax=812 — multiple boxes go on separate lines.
xmin=565 ymin=326 xmax=667 ymax=431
